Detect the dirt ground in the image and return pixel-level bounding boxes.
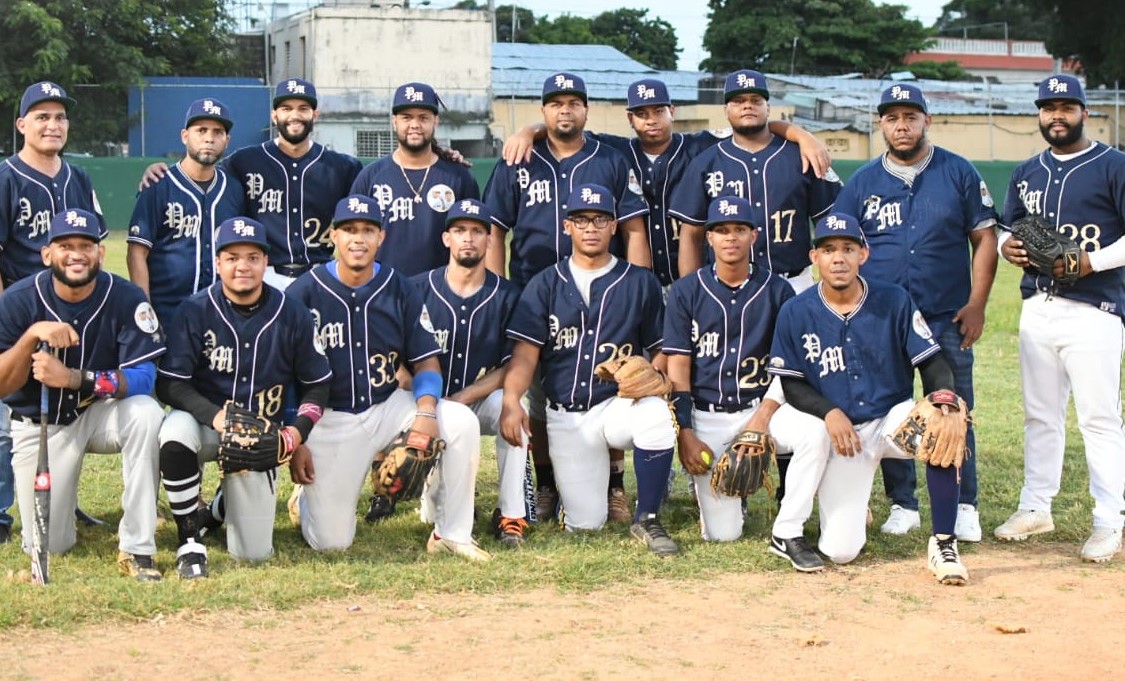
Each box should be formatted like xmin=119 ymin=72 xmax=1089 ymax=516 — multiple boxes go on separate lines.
xmin=7 ymin=544 xmax=1125 ymax=680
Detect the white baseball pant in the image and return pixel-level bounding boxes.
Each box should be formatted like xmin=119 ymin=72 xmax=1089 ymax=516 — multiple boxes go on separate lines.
xmin=1017 ymin=292 xmax=1125 ymax=530
xmin=546 ymin=396 xmax=676 ymax=531
xmin=11 ymin=396 xmax=163 ymax=556
xmin=296 ymin=389 xmax=481 ymax=550
xmin=465 ymin=389 xmax=528 ymax=520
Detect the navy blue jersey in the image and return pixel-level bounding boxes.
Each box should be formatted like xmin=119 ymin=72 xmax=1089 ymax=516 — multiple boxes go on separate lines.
xmin=158 ymin=282 xmax=332 ymax=417
xmin=483 ymin=137 xmax=649 ymax=287
xmin=126 ymin=163 xmax=245 ymax=321
xmin=0 ymin=155 xmax=106 ymax=286
xmin=668 ymin=136 xmax=840 ymax=275
xmin=506 ymin=258 xmax=664 ymax=410
xmin=0 ymin=271 xmax=165 ymax=424
xmin=835 ymin=147 xmax=998 ymax=318
xmin=663 ymin=264 xmax=794 ymax=409
xmin=223 ymin=142 xmax=363 ymax=267
xmin=411 ymin=267 xmax=521 ymax=396
xmin=349 ymin=158 xmax=479 ymax=277
xmin=768 ymin=278 xmax=941 ymax=423
xmin=597 ymin=130 xmax=722 ymax=286
xmin=1002 ymin=142 xmax=1125 ymax=318
xmin=287 ymin=264 xmax=440 ymax=413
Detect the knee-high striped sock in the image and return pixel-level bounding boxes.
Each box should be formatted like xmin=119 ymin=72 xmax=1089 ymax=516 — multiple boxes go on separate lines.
xmin=160 ymin=441 xmax=201 ymax=544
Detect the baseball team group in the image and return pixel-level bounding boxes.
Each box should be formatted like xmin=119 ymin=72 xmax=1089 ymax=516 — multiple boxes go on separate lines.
xmin=0 ymin=65 xmax=1122 ymax=587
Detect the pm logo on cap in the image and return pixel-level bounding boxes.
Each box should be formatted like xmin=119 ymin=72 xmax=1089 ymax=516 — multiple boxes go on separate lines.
xmin=184 ymin=98 xmax=233 ymax=132
xmin=543 ymin=72 xmax=587 ymax=104
xmin=49 ymin=208 xmax=102 ymax=242
xmin=333 ymin=194 xmax=383 ymax=227
xmin=446 ymin=198 xmax=492 ymax=228
xmin=566 ymin=183 xmax=615 ymax=217
xmin=393 ymin=83 xmax=441 ymax=114
xmin=1035 ymin=74 xmax=1086 ymax=108
xmin=705 ymin=195 xmax=756 ymax=230
xmin=19 ymin=81 xmax=77 ymax=118
xmin=627 ymin=79 xmax=671 ymax=110
xmin=813 ymin=212 xmax=867 ymax=246
xmin=273 ymin=78 xmax=318 ymax=109
xmin=217 ymin=216 xmax=269 ymax=251
xmin=724 ymin=70 xmax=770 ymax=102
xmin=878 ymin=84 xmax=928 ymax=116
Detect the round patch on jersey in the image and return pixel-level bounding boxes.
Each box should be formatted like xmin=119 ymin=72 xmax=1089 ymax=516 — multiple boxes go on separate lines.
xmin=134 ymin=302 xmax=160 ymax=334
xmin=419 ymin=304 xmax=436 ymax=333
xmin=129 ymin=225 xmax=140 ymax=235
xmin=979 ymin=180 xmax=994 ymax=207
xmin=769 ymin=356 xmax=785 ymax=369
xmin=709 ymin=128 xmax=733 ymax=139
xmin=627 ymin=169 xmax=643 ymax=196
xmin=912 ymin=310 xmax=934 ymax=340
xmin=824 ymin=167 xmax=841 ymax=184
xmin=426 ymin=184 xmax=455 ymax=212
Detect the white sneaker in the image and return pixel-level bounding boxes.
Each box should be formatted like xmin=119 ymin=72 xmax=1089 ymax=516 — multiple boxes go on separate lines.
xmin=426 ymin=531 xmax=492 ymax=562
xmin=928 ymin=535 xmax=968 ymax=586
xmin=994 ymin=509 xmax=1054 ymax=541
xmin=881 ymin=504 xmax=921 ymax=535
xmin=1080 ymin=527 xmax=1122 ymax=563
xmin=954 ymin=503 xmax=982 ymax=542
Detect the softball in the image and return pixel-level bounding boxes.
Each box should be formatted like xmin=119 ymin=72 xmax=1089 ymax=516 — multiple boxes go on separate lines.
xmin=701 ymin=450 xmax=713 ymax=466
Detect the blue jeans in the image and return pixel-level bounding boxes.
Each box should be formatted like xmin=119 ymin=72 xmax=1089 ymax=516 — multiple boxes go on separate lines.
xmin=881 ymin=315 xmax=978 ymax=509
xmin=0 ymin=402 xmax=13 ymax=527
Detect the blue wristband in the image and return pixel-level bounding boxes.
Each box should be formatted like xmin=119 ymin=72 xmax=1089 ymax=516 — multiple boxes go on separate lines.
xmin=672 ymin=391 xmax=693 ymax=431
xmin=412 ymin=370 xmax=443 ymax=402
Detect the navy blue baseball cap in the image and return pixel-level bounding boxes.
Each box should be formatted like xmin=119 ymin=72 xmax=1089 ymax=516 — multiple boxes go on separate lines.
xmin=332 ymin=194 xmax=383 ymax=228
xmin=446 ymin=198 xmax=491 ymax=228
xmin=566 ymin=183 xmax=615 ymax=217
xmin=184 ymin=98 xmax=233 ymax=132
xmin=627 ymin=79 xmax=671 ymax=110
xmin=273 ymin=78 xmax=318 ymax=109
xmin=542 ymin=72 xmax=587 ymax=105
xmin=216 ymin=217 xmax=269 ymax=252
xmin=812 ymin=213 xmax=867 ymax=247
xmin=1035 ymin=74 xmax=1086 ymax=108
xmin=705 ymin=196 xmax=757 ymax=231
xmin=19 ymin=81 xmax=77 ymax=118
xmin=877 ymin=83 xmax=928 ymax=116
xmin=724 ymin=70 xmax=769 ymax=102
xmin=49 ymin=209 xmax=101 ymax=243
xmin=393 ymin=82 xmax=441 ymax=114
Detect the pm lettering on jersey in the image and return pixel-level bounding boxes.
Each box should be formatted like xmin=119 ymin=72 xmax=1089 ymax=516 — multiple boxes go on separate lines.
xmin=549 ymin=314 xmax=579 ymax=350
xmin=526 ymin=180 xmax=552 ymax=208
xmin=693 ymin=320 xmax=721 ymax=359
xmin=1016 ymin=181 xmax=1044 ymax=217
xmin=164 ymin=202 xmax=201 ymax=240
xmin=370 ymin=184 xmax=414 ymax=223
xmin=802 ymin=333 xmax=846 ymax=378
xmin=432 ymin=328 xmax=450 ymax=352
xmin=17 ymin=198 xmax=50 ymax=239
xmin=309 ymin=309 xmax=346 ymax=350
xmin=862 ymin=196 xmax=902 ymax=231
xmin=202 ymin=330 xmax=234 ymax=373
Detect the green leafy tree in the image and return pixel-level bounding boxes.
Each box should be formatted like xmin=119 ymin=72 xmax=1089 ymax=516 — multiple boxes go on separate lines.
xmin=702 ymin=0 xmax=931 ymax=77
xmin=933 ymin=0 xmax=1052 ymax=40
xmin=590 ymin=9 xmax=681 ymax=70
xmin=0 ymin=0 xmax=238 ymax=153
xmin=906 ymin=60 xmax=973 ymax=81
xmin=528 ymin=14 xmax=598 ymax=46
xmin=454 ymin=2 xmax=536 ymax=43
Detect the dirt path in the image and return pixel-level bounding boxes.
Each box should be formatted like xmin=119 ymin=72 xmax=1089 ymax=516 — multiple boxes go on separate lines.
xmin=7 ymin=545 xmax=1124 ymax=680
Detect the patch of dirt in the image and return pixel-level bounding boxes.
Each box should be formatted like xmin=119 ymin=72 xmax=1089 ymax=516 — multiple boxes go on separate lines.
xmin=7 ymin=545 xmax=1124 ymax=680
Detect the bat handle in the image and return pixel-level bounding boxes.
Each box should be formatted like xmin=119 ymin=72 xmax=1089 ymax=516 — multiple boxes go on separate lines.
xmin=37 ymin=341 xmax=49 ymax=416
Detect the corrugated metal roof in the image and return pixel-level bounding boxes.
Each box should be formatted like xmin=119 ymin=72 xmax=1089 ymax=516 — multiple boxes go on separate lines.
xmin=492 ymin=43 xmax=701 ymax=101
xmin=768 ymin=74 xmax=1044 ymax=116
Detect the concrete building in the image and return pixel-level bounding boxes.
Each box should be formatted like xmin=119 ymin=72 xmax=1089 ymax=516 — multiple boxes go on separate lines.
xmin=265 ymin=3 xmax=493 ymax=156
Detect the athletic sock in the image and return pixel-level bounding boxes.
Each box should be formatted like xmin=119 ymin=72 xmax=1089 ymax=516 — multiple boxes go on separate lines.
xmin=534 ymin=463 xmax=556 ymax=491
xmin=925 ymin=463 xmax=960 ymax=536
xmin=160 ymin=441 xmax=201 ymax=544
xmin=632 ymin=446 xmax=674 ymax=520
xmin=775 ymin=453 xmax=792 ymax=503
xmin=608 ymin=458 xmax=626 ymax=491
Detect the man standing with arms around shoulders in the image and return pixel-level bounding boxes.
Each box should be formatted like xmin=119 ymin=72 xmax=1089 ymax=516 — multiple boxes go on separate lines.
xmin=994 ymin=74 xmax=1125 ymax=563
xmin=127 ymin=98 xmax=244 ymax=321
xmin=833 ymin=83 xmax=998 ymax=543
xmin=350 ymin=82 xmax=480 ymax=277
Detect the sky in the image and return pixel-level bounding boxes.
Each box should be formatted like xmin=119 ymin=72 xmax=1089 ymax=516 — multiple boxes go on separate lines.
xmin=484 ymin=0 xmax=945 ymax=71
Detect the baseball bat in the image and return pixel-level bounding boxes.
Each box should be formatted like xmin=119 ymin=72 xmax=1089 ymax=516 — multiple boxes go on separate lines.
xmin=30 ymin=341 xmax=50 ymax=586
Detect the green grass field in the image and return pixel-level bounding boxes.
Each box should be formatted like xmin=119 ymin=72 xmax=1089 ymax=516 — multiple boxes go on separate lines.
xmin=0 ymin=238 xmax=1115 ymax=629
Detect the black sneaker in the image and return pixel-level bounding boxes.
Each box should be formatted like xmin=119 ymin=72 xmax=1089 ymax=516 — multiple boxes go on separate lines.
xmin=630 ymin=514 xmax=679 ymax=557
xmin=769 ymin=535 xmax=825 ymax=573
xmin=176 ymin=539 xmax=209 ymax=580
xmin=76 ymin=507 xmax=108 ymax=527
xmin=364 ymin=493 xmax=396 ymax=523
xmin=197 ymin=503 xmax=223 ymax=539
xmin=0 ymin=524 xmax=10 ymax=544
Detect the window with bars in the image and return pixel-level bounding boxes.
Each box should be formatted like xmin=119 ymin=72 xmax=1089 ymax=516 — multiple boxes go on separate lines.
xmin=355 ymin=129 xmax=394 ymax=158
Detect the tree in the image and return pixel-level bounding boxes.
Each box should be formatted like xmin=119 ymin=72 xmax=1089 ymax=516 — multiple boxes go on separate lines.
xmin=933 ymin=0 xmax=1052 ymax=41
xmin=906 ymin=60 xmax=973 ymax=81
xmin=530 ymin=9 xmax=680 ymax=70
xmin=528 ymin=14 xmax=598 ymax=46
xmin=0 ymin=0 xmax=239 ymax=153
xmin=453 ymin=2 xmax=536 ymax=43
xmin=702 ymin=0 xmax=931 ymax=77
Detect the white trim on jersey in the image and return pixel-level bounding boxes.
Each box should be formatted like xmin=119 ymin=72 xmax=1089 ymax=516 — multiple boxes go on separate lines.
xmin=424 ymin=273 xmax=503 ymax=390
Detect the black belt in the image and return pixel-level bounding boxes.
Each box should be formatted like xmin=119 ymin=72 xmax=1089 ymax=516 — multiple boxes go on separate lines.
xmin=693 ymin=400 xmax=752 ymax=414
xmin=546 ymin=399 xmax=589 ymax=413
xmin=13 ymin=414 xmax=41 ymax=425
xmin=274 ymin=263 xmax=312 ymax=278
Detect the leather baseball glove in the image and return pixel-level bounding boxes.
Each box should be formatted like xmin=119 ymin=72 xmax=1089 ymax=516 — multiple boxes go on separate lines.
xmin=372 ymin=430 xmax=444 ymax=502
xmin=1009 ymin=214 xmax=1081 ymax=285
xmin=892 ymin=390 xmax=971 ymax=470
xmin=217 ymin=402 xmax=292 ymax=474
xmin=710 ymin=429 xmax=775 ymax=498
xmin=594 ymin=355 xmax=673 ymax=400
